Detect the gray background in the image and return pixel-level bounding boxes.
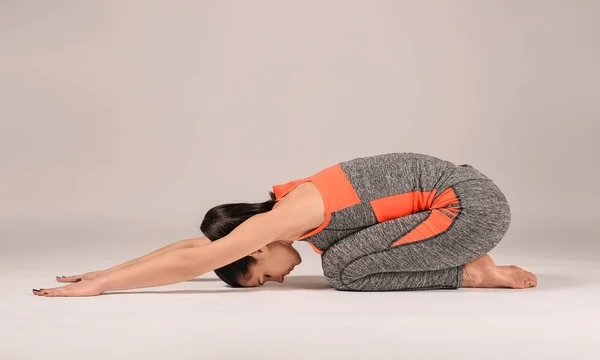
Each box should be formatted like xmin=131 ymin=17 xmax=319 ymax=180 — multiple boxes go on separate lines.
xmin=1 ymin=1 xmax=599 ymax=359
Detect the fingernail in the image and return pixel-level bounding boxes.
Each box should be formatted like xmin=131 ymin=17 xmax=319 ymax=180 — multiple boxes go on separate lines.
xmin=75 ymin=278 xmax=81 ymax=282
xmin=43 ymin=292 xmax=48 ymax=295
xmin=40 ymin=288 xmax=44 ymax=290
xmin=32 ymin=289 xmax=39 ymax=291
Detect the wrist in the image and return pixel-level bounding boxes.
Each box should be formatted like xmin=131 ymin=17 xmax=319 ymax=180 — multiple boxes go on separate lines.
xmin=96 ymin=274 xmax=112 ymax=292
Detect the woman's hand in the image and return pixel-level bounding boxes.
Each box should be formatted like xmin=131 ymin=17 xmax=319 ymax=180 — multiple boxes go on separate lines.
xmin=56 ymin=270 xmax=107 ymax=283
xmin=33 ymin=279 xmax=105 ymax=297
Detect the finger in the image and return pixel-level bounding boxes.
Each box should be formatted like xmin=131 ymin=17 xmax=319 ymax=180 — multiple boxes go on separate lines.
xmin=33 ymin=289 xmax=54 ymax=296
xmin=56 ymin=275 xmax=82 ymax=283
xmin=45 ymin=290 xmax=68 ymax=297
xmin=44 ymin=286 xmax=72 ymax=294
xmin=36 ymin=285 xmax=70 ymax=293
xmin=47 ymin=289 xmax=89 ymax=297
xmin=32 ymin=289 xmax=46 ymax=296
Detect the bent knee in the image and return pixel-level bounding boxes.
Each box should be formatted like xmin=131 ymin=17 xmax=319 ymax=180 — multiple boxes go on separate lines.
xmin=323 ymin=265 xmax=368 ymax=291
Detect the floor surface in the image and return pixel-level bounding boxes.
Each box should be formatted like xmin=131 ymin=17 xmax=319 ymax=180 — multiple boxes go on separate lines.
xmin=3 ymin=227 xmax=599 ymax=360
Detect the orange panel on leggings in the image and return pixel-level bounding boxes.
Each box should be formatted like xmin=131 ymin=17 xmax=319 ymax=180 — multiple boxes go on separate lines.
xmin=391 ymin=187 xmax=461 ymax=246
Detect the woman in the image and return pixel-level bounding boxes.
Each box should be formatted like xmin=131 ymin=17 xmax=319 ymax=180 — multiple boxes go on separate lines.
xmin=33 ymin=152 xmax=537 ymax=297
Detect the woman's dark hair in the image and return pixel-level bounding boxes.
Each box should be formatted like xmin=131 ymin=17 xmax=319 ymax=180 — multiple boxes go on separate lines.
xmin=199 ymin=191 xmax=277 ymax=287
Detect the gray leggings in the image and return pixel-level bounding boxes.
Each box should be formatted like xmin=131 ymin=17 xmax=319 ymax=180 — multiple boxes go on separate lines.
xmin=320 ymin=167 xmax=512 ymax=291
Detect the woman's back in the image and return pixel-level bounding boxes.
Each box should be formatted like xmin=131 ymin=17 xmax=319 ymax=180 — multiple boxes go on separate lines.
xmin=270 ymin=152 xmax=466 ymax=253
xmin=271 ymin=181 xmax=326 ymax=241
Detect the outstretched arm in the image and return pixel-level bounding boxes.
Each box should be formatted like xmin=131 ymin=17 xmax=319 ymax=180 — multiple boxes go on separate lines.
xmin=57 ymin=236 xmax=211 ymax=283
xmin=105 ymin=236 xmax=211 ymax=272
xmin=34 ymin=207 xmax=294 ymax=297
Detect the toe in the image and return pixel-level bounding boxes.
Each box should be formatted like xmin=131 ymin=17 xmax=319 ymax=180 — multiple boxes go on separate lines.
xmin=524 ymin=271 xmax=537 ymax=287
xmin=508 ymin=266 xmax=531 ymax=289
xmin=516 ymin=276 xmax=528 ymax=289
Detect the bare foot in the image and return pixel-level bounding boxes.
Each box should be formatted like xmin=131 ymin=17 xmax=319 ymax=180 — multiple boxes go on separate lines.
xmin=462 ymin=254 xmax=537 ymax=289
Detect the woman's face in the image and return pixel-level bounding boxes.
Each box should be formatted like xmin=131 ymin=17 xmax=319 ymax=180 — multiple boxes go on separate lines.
xmin=240 ymin=240 xmax=302 ymax=287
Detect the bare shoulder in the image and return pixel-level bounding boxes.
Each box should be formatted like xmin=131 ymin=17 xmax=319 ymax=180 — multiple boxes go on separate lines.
xmin=269 ymin=182 xmax=326 ymax=241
